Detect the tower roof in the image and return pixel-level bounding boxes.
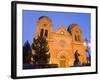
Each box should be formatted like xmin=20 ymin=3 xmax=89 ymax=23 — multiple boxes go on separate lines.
xmin=67 ymin=24 xmax=82 ymax=33
xmin=38 ymin=16 xmax=51 ymax=21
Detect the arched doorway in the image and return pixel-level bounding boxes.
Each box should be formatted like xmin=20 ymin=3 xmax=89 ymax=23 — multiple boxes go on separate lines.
xmin=59 ymin=55 xmax=66 ymax=67
xmin=58 ymin=51 xmax=67 ymax=68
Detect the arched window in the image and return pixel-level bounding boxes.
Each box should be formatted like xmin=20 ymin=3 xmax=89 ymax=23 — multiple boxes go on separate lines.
xmin=43 ymin=23 xmax=47 ymax=27
xmin=45 ymin=30 xmax=48 ymax=37
xmin=40 ymin=29 xmax=44 ymax=36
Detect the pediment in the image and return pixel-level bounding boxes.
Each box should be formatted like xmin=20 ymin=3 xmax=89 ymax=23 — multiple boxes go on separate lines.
xmin=55 ymin=25 xmax=71 ymax=36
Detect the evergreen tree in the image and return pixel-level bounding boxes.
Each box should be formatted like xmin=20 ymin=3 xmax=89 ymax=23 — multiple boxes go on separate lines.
xmin=74 ymin=50 xmax=80 ymax=66
xmin=32 ymin=35 xmax=50 ymax=64
xmin=23 ymin=40 xmax=32 ymax=64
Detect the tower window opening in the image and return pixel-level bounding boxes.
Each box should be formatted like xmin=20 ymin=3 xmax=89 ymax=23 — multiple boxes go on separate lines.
xmin=78 ymin=35 xmax=80 ymax=41
xmin=40 ymin=29 xmax=44 ymax=36
xmin=75 ymin=35 xmax=77 ymax=41
xmin=45 ymin=30 xmax=48 ymax=37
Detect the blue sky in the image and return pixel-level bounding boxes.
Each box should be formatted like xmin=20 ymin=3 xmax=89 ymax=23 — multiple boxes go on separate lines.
xmin=22 ymin=10 xmax=91 ymax=45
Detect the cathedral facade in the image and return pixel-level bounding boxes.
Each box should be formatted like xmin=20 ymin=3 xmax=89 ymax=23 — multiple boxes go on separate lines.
xmin=33 ymin=16 xmax=87 ymax=67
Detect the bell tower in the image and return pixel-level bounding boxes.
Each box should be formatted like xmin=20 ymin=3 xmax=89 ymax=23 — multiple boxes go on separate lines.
xmin=35 ymin=16 xmax=53 ymax=38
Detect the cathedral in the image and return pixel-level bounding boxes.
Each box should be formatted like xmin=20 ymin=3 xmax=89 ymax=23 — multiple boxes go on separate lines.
xmin=32 ymin=16 xmax=87 ymax=67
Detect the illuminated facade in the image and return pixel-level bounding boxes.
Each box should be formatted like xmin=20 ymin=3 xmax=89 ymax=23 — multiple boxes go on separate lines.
xmin=33 ymin=16 xmax=87 ymax=67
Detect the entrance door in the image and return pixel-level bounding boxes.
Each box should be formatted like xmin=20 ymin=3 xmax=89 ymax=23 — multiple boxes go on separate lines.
xmin=59 ymin=55 xmax=66 ymax=67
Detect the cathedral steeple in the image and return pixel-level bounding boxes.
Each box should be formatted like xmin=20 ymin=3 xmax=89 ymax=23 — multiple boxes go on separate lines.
xmin=35 ymin=16 xmax=53 ymax=38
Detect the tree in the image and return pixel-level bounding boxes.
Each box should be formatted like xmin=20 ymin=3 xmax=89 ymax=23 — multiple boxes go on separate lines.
xmin=32 ymin=35 xmax=50 ymax=65
xmin=23 ymin=40 xmax=32 ymax=64
xmin=74 ymin=50 xmax=80 ymax=66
